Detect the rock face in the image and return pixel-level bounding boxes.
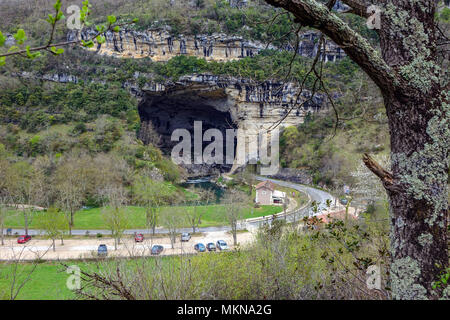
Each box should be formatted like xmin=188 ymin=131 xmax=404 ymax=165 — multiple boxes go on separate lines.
xmin=138 ymin=74 xmax=327 ymax=176
xmin=67 ymin=28 xmax=267 ymax=62
xmin=296 ymin=31 xmax=346 ymax=62
xmin=67 ymin=27 xmax=346 ymax=62
xmin=268 ymin=168 xmax=313 ymax=185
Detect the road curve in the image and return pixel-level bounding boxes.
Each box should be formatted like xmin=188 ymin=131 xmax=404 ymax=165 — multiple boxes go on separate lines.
xmin=7 ymin=177 xmax=334 ymax=236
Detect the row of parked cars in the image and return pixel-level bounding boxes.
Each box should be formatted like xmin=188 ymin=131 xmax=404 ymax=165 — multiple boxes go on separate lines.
xmin=15 ymin=233 xmax=229 ymax=257
xmin=194 ymin=240 xmax=229 ymax=252
xmin=98 ymin=233 xmax=229 ymax=257
xmin=182 ymin=233 xmax=229 ymax=252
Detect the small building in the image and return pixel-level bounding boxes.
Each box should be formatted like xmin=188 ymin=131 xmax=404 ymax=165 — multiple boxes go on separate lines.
xmin=255 ymin=181 xmax=286 ymax=205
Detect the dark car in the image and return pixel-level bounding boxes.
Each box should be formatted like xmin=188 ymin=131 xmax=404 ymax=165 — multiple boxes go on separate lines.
xmin=134 ymin=233 xmax=144 ymax=242
xmin=17 ymin=235 xmax=32 ymax=244
xmin=216 ymin=240 xmax=229 ymax=251
xmin=151 ymin=245 xmax=164 ymax=255
xmin=181 ymin=232 xmax=191 ymax=242
xmin=194 ymin=243 xmax=206 ymax=252
xmin=98 ymin=244 xmax=108 ymax=257
xmin=206 ymin=242 xmax=216 ymax=252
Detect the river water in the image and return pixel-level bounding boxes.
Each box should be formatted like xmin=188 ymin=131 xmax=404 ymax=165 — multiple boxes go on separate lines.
xmin=179 ymin=176 xmax=225 ymax=204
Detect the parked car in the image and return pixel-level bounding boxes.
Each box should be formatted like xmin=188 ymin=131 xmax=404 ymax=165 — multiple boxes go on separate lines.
xmin=134 ymin=233 xmax=144 ymax=242
xmin=194 ymin=243 xmax=206 ymax=252
xmin=98 ymin=244 xmax=108 ymax=257
xmin=17 ymin=235 xmax=32 ymax=244
xmin=216 ymin=240 xmax=229 ymax=251
xmin=181 ymin=232 xmax=191 ymax=242
xmin=151 ymin=245 xmax=164 ymax=255
xmin=206 ymin=242 xmax=216 ymax=252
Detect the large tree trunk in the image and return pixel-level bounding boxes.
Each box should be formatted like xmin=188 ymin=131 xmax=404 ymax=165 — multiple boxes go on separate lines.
xmin=373 ymin=93 xmax=448 ymax=299
xmin=371 ymin=0 xmax=448 ymax=299
xmin=263 ymin=0 xmax=448 ymax=299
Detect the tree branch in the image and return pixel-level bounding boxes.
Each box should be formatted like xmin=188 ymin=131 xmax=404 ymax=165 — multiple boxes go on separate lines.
xmin=264 ymin=0 xmax=397 ymax=93
xmin=362 ymin=153 xmax=402 ymax=193
xmin=340 ymin=0 xmax=370 ymax=18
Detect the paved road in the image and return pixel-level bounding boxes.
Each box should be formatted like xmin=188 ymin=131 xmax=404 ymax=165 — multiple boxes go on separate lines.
xmin=251 ymin=176 xmax=335 ymax=226
xmin=7 ymin=177 xmax=334 ymax=236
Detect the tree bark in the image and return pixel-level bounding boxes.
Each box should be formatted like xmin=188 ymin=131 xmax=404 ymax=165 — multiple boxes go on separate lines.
xmin=263 ymin=0 xmax=448 ymax=299
xmin=69 ymin=209 xmax=74 ymax=236
xmin=24 ymin=211 xmax=28 ymax=236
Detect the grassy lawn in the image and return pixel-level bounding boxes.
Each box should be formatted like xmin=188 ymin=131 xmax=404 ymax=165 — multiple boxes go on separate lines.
xmin=0 ymin=256 xmax=184 ymax=300
xmin=0 ymin=261 xmax=77 ymax=300
xmin=4 ymin=204 xmax=282 ymax=230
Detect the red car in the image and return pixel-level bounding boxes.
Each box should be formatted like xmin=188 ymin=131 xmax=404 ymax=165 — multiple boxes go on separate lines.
xmin=134 ymin=233 xmax=144 ymax=242
xmin=17 ymin=235 xmax=32 ymax=244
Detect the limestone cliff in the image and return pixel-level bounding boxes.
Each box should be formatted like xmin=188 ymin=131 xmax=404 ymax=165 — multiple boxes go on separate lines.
xmin=138 ymin=74 xmax=328 ymax=176
xmin=66 ymin=27 xmax=346 ymax=62
xmin=67 ymin=28 xmax=267 ymax=62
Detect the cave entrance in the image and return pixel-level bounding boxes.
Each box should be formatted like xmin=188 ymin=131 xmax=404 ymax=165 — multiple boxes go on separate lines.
xmin=138 ymin=85 xmax=238 ymax=176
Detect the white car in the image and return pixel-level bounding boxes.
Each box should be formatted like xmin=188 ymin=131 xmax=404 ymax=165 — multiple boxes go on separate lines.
xmin=216 ymin=240 xmax=229 ymax=251
xmin=181 ymin=232 xmax=191 ymax=242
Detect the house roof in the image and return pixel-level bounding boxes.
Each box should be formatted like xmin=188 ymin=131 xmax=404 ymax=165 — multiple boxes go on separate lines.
xmin=272 ymin=190 xmax=286 ymax=198
xmin=255 ymin=180 xmax=275 ymax=191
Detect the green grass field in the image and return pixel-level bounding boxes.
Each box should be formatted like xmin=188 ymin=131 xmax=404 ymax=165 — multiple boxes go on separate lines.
xmin=0 ymin=256 xmax=185 ymax=300
xmin=0 ymin=261 xmax=77 ymax=300
xmin=4 ymin=204 xmax=283 ymax=230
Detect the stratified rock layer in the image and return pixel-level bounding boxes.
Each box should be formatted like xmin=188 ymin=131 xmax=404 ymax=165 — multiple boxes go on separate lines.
xmin=138 ymin=74 xmax=327 ymax=176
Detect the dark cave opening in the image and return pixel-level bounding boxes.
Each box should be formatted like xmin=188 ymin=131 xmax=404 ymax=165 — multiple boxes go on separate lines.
xmin=138 ymin=86 xmax=238 ymax=176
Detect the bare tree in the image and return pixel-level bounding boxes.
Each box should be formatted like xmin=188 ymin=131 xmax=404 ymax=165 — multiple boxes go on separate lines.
xmin=54 ymin=159 xmax=86 ymax=236
xmin=133 ymin=174 xmax=170 ymax=236
xmin=101 ymin=186 xmax=129 ymax=250
xmin=221 ymin=189 xmax=250 ymax=246
xmin=263 ymin=0 xmax=449 ymax=299
xmin=185 ymin=188 xmax=214 ymax=233
xmin=160 ymin=206 xmax=185 ymax=249
xmin=35 ymin=207 xmax=68 ymax=251
xmin=0 ymin=197 xmax=8 ymax=246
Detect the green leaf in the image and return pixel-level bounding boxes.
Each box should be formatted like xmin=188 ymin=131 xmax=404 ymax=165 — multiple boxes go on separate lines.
xmin=13 ymin=29 xmax=27 ymax=45
xmin=0 ymin=56 xmax=5 ymax=66
xmin=50 ymin=46 xmax=64 ymax=55
xmin=132 ymin=18 xmax=139 ymax=23
xmin=56 ymin=12 xmax=65 ymax=21
xmin=7 ymin=45 xmax=19 ymax=52
xmin=54 ymin=0 xmax=62 ymax=11
xmin=81 ymin=39 xmax=94 ymax=48
xmin=96 ymin=35 xmax=106 ymax=44
xmin=25 ymin=45 xmax=41 ymax=59
xmin=107 ymin=15 xmax=116 ymax=24
xmin=0 ymin=31 xmax=5 ymax=47
xmin=96 ymin=24 xmax=106 ymax=33
xmin=46 ymin=14 xmax=55 ymax=25
xmin=113 ymin=26 xmax=120 ymax=32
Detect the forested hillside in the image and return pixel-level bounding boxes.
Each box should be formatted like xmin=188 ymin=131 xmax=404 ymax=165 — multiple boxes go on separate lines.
xmin=0 ymin=0 xmax=448 ymax=302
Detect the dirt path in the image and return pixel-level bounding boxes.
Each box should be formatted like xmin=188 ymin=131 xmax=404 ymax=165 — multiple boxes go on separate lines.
xmin=0 ymin=230 xmax=257 ymax=261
